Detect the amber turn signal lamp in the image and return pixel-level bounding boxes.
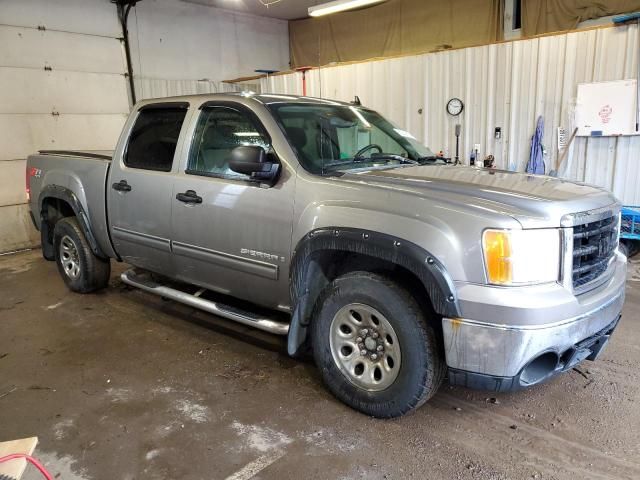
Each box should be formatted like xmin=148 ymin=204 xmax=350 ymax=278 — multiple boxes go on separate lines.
xmin=482 ymin=230 xmax=513 ymax=284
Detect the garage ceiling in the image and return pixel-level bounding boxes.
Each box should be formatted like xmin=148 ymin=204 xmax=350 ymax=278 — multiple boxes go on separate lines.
xmin=183 ymin=0 xmax=319 ymax=19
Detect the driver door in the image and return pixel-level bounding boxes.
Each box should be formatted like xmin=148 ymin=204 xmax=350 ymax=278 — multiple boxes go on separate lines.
xmin=170 ymin=102 xmax=295 ymax=310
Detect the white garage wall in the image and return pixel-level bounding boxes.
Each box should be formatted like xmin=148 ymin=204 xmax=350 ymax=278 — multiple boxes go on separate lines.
xmin=261 ymin=24 xmax=640 ymax=205
xmin=128 ymin=0 xmax=289 ymax=100
xmin=0 ymin=0 xmax=130 ymax=253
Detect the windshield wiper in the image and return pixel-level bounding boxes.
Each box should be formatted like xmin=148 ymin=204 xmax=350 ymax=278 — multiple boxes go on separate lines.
xmin=369 ymin=154 xmax=418 ymax=165
xmin=324 ymin=154 xmax=417 ymax=170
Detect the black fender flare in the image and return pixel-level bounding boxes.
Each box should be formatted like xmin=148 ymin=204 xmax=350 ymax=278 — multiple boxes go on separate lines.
xmin=38 ymin=185 xmax=107 ymax=259
xmin=287 ymin=227 xmax=461 ymax=356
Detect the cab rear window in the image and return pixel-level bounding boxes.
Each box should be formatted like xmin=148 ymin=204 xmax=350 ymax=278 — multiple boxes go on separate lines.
xmin=124 ymin=107 xmax=187 ymax=172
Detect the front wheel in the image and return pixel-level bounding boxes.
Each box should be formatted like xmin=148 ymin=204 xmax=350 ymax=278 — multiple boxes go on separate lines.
xmin=53 ymin=217 xmax=110 ymax=293
xmin=311 ymin=272 xmax=445 ymax=418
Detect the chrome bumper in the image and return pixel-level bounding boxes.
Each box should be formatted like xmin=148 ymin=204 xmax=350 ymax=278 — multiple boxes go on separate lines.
xmin=443 ymin=251 xmax=626 ymax=387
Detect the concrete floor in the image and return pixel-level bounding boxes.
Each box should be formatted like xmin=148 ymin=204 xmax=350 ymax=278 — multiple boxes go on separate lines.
xmin=1 ymin=250 xmax=639 ymax=480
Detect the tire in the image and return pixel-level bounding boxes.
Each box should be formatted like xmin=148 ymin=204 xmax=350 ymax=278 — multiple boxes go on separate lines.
xmin=53 ymin=217 xmax=110 ymax=293
xmin=621 ymin=239 xmax=639 ymax=258
xmin=311 ymin=271 xmax=445 ymax=418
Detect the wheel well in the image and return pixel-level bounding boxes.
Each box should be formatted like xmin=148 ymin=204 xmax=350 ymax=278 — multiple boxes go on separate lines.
xmin=292 ymin=250 xmax=444 ymax=355
xmin=40 ymin=197 xmax=76 ymax=257
xmin=318 ymin=249 xmax=438 ymax=317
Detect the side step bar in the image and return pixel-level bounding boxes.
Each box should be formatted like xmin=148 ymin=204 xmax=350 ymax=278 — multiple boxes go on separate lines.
xmin=120 ymin=269 xmax=289 ymax=336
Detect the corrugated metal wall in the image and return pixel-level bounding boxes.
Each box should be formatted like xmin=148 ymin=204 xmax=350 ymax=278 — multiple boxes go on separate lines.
xmin=262 ymin=24 xmax=640 ymax=204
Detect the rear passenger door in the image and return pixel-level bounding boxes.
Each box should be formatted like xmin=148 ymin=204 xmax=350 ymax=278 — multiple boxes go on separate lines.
xmin=107 ymin=102 xmax=189 ymax=275
xmin=170 ymin=102 xmax=295 ymax=310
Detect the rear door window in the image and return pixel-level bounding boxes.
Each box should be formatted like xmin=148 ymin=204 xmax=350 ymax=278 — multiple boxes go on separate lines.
xmin=125 ymin=106 xmax=188 ymax=172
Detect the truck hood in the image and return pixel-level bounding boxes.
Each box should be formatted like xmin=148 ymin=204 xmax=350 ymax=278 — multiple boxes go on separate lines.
xmin=341 ymin=165 xmax=619 ymax=228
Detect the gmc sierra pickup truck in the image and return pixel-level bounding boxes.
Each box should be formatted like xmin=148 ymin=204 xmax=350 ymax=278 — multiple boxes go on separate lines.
xmin=27 ymin=93 xmax=625 ymax=418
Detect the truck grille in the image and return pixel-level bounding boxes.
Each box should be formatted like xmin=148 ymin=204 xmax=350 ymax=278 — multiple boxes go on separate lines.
xmin=572 ymin=215 xmax=618 ymax=289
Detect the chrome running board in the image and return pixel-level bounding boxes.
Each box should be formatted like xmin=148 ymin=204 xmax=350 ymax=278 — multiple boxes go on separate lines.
xmin=120 ymin=269 xmax=289 ymax=336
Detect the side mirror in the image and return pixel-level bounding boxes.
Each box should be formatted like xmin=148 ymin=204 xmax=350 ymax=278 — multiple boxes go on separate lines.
xmin=228 ymin=146 xmax=279 ymax=182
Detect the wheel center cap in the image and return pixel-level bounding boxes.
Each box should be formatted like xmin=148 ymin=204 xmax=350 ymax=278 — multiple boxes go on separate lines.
xmin=364 ymin=337 xmax=377 ymax=351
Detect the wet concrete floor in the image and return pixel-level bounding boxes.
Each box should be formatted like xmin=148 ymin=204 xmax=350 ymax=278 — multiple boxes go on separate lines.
xmin=1 ymin=250 xmax=639 ymax=480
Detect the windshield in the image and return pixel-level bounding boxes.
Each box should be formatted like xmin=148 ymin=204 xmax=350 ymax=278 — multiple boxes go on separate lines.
xmin=268 ymin=103 xmax=435 ymax=174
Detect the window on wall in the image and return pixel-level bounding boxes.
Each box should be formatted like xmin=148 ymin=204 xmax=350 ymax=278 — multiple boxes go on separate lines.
xmin=125 ymin=107 xmax=187 ymax=172
xmin=188 ymin=106 xmax=270 ymax=179
xmin=504 ymin=0 xmax=522 ymax=40
xmin=513 ymin=0 xmax=522 ymax=30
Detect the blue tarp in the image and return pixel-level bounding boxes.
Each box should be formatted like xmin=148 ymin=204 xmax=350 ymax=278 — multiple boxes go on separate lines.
xmin=526 ymin=116 xmax=545 ymax=175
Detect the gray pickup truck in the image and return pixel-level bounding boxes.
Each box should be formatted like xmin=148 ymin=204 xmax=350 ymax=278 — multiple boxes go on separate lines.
xmin=26 ymin=93 xmax=625 ymax=418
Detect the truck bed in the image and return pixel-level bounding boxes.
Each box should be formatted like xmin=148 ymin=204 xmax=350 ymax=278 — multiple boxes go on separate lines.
xmin=27 ymin=150 xmax=117 ymax=259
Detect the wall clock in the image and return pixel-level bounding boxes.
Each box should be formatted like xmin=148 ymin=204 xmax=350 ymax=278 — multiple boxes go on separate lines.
xmin=446 ymin=98 xmax=464 ymax=116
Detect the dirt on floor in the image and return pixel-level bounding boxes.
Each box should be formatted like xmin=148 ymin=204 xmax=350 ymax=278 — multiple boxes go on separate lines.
xmin=0 ymin=250 xmax=639 ymax=480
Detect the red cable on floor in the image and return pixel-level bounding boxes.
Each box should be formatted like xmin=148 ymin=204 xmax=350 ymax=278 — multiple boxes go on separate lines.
xmin=0 ymin=453 xmax=54 ymax=480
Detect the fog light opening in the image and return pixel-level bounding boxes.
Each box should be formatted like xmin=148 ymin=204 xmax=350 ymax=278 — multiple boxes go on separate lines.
xmin=520 ymin=352 xmax=559 ymax=386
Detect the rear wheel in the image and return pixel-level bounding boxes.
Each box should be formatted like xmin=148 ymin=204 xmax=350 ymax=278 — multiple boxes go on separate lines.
xmin=53 ymin=217 xmax=110 ymax=293
xmin=311 ymin=271 xmax=445 ymax=418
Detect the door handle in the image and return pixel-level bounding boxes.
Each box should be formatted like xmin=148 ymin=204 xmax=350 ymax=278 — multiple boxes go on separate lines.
xmin=176 ymin=190 xmax=202 ymax=204
xmin=112 ymin=179 xmax=132 ymax=192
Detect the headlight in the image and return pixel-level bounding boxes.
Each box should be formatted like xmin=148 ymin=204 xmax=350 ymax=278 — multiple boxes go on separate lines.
xmin=482 ymin=229 xmax=560 ymax=285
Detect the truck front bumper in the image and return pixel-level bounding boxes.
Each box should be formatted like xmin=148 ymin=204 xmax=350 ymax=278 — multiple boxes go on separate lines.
xmin=443 ymin=251 xmax=626 ymax=392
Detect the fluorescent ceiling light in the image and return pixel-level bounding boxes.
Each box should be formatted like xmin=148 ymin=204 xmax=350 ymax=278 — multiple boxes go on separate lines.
xmin=234 ymin=132 xmax=260 ymax=137
xmin=308 ymin=0 xmax=387 ymax=17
